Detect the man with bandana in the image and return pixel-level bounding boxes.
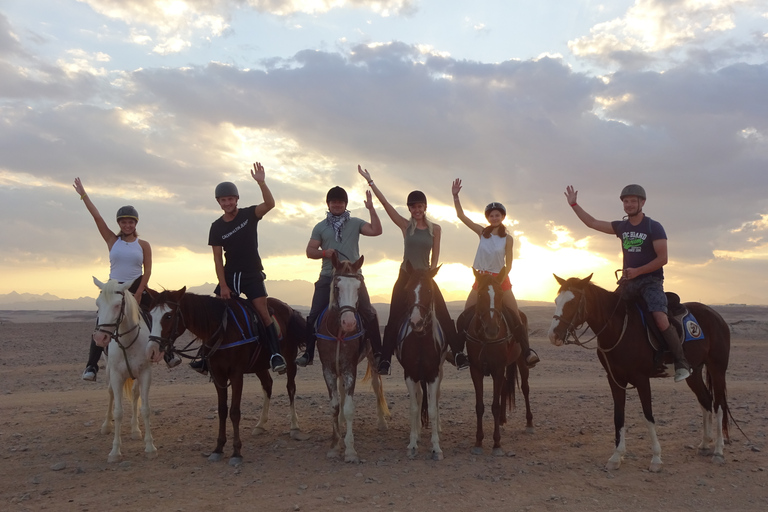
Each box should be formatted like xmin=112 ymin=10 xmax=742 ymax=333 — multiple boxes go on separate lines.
xmin=295 ymin=184 xmax=385 ymax=369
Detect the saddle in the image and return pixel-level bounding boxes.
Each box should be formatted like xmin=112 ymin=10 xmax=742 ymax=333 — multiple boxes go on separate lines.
xmin=220 ymin=298 xmax=282 ymax=348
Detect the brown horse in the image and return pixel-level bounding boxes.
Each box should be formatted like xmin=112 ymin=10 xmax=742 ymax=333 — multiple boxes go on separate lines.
xmin=457 ymin=268 xmax=534 ymax=456
xmin=148 ymin=288 xmax=306 ymax=465
xmin=548 ymin=274 xmax=731 ymax=471
xmin=316 ymin=253 xmax=389 ymax=462
xmin=395 ymin=262 xmax=449 ymax=460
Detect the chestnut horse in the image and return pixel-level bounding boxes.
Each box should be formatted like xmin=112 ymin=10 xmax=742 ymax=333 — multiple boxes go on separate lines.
xmin=395 ymin=262 xmax=449 ymax=460
xmin=93 ymin=278 xmax=163 ymax=462
xmin=457 ymin=268 xmax=534 ymax=456
xmin=316 ymin=253 xmax=389 ymax=462
xmin=148 ymin=288 xmax=306 ymax=465
xmin=548 ymin=274 xmax=731 ymax=471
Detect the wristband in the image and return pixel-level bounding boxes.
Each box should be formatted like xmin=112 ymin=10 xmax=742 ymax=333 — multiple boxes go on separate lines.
xmin=368 ymin=180 xmax=373 ymax=186
xmin=80 ymin=193 xmax=87 ymax=200
xmin=322 ymin=250 xmax=326 ymax=258
xmin=569 ymin=202 xmax=577 ymax=207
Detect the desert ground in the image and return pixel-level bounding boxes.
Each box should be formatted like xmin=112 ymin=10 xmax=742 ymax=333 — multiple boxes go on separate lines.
xmin=1 ymin=306 xmax=766 ymax=511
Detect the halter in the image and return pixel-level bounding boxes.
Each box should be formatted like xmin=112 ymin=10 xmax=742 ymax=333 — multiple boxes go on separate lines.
xmin=148 ymin=299 xmax=185 ymax=356
xmin=96 ymin=290 xmax=141 ymax=378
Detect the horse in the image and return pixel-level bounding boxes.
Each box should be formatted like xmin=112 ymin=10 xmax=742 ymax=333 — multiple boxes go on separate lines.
xmin=547 ymin=274 xmax=731 ymax=472
xmin=315 ymin=253 xmax=389 ymax=463
xmin=93 ymin=277 xmax=163 ymax=463
xmin=394 ymin=262 xmax=449 ymax=460
xmin=148 ymin=288 xmax=306 ymax=465
xmin=457 ymin=268 xmax=534 ymax=456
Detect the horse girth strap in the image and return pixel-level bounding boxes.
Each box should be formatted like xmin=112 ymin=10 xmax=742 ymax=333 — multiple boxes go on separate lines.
xmin=465 ymin=331 xmax=513 ymax=346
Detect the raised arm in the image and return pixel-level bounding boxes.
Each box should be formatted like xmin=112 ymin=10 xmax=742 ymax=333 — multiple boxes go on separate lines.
xmin=452 ymin=178 xmax=484 ymax=236
xmin=360 ymin=189 xmax=383 ymax=237
xmin=358 ymin=165 xmax=409 ymax=232
xmin=73 ymin=177 xmax=117 ymax=248
xmin=564 ymin=185 xmax=614 ymax=234
xmin=252 ymin=162 xmax=276 ymax=218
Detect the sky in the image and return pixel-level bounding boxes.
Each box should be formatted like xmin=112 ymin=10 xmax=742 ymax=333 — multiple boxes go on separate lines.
xmin=1 ymin=0 xmax=768 ymax=306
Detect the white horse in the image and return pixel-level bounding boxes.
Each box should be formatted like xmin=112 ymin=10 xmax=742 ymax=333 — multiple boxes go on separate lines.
xmin=92 ymin=277 xmax=163 ymax=463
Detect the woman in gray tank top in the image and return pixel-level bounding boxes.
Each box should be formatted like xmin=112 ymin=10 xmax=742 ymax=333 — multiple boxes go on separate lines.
xmin=357 ymin=166 xmax=468 ymax=375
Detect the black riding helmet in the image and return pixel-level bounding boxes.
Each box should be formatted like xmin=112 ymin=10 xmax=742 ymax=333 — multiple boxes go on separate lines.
xmin=620 ymin=184 xmax=646 ymax=200
xmin=406 ymin=190 xmax=427 ymax=206
xmin=484 ymin=202 xmax=506 ymax=217
xmin=326 ymin=186 xmax=348 ymax=204
xmin=116 ymin=205 xmax=139 ymax=222
xmin=215 ymin=181 xmax=239 ymax=199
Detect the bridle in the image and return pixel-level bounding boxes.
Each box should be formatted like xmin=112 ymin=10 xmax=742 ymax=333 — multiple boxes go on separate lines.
xmin=95 ymin=290 xmax=141 ymax=378
xmin=331 ymin=272 xmax=363 ymax=325
xmin=148 ymin=300 xmax=185 ymax=356
xmin=466 ymin=283 xmax=513 ymax=346
xmin=552 ymin=285 xmax=627 ymax=350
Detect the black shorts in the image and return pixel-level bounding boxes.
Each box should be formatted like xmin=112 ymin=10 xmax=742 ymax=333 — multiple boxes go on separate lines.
xmin=215 ymin=271 xmax=267 ymax=300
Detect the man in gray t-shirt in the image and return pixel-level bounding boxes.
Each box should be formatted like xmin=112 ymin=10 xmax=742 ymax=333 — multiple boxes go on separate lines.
xmin=295 ymin=185 xmax=384 ymax=369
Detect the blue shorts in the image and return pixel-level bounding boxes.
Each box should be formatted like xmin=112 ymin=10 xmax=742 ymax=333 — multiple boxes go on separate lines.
xmin=620 ymin=276 xmax=667 ymax=314
xmin=215 ymin=271 xmax=267 ymax=300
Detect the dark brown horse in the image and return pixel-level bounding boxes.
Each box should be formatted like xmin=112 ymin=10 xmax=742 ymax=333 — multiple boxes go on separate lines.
xmin=148 ymin=288 xmax=306 ymax=465
xmin=458 ymin=268 xmax=534 ymax=456
xmin=548 ymin=274 xmax=731 ymax=471
xmin=395 ymin=262 xmax=449 ymax=460
xmin=316 ymin=253 xmax=389 ymax=463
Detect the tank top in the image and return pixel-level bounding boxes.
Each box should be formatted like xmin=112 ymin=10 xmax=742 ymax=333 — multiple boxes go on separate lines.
xmin=400 ymin=227 xmax=432 ymax=271
xmin=472 ymin=234 xmax=507 ymax=273
xmin=109 ymin=238 xmax=144 ymax=282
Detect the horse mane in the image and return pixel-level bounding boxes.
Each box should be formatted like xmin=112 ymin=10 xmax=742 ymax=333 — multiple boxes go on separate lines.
xmin=103 ymin=279 xmax=141 ymax=324
xmin=153 ymin=289 xmax=227 ymax=339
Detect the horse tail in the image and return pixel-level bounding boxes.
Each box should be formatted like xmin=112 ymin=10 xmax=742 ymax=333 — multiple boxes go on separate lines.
xmin=123 ymin=377 xmax=134 ymax=402
xmin=420 ymin=380 xmax=429 ymax=428
xmin=506 ymin=363 xmax=517 ymax=413
xmin=287 ymin=308 xmax=307 ymax=350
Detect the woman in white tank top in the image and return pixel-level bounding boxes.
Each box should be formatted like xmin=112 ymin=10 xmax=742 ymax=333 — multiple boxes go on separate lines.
xmin=452 ymin=179 xmax=539 ymax=368
xmin=74 ymin=177 xmax=156 ymax=381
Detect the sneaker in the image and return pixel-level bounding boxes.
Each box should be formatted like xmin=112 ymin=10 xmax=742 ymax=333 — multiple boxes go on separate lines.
xmin=164 ymin=352 xmax=182 ymax=368
xmin=82 ymin=366 xmax=97 ymax=382
xmin=190 ymin=359 xmax=208 ymax=376
xmin=377 ymin=359 xmax=391 ymax=376
xmin=674 ymin=366 xmax=691 ymax=382
xmin=525 ymin=349 xmax=540 ymax=369
xmin=295 ymin=352 xmax=313 ymax=367
xmin=454 ymin=352 xmax=469 ymax=370
xmin=270 ymin=354 xmax=287 ymax=375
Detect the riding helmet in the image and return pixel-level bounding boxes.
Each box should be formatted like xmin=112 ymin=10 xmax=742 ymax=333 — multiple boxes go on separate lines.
xmin=116 ymin=205 xmax=139 ymax=222
xmin=484 ymin=202 xmax=506 ymax=217
xmin=215 ymin=181 xmax=239 ymax=199
xmin=620 ymin=184 xmax=646 ymax=200
xmin=326 ymin=186 xmax=348 ymax=204
xmin=406 ymin=190 xmax=427 ymax=207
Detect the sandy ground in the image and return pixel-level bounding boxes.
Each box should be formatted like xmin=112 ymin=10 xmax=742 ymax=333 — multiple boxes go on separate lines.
xmin=1 ymin=307 xmax=766 ymax=511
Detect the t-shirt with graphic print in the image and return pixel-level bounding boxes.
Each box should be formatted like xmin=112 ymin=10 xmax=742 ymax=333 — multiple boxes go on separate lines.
xmin=208 ymin=205 xmax=263 ymax=274
xmin=610 ymin=215 xmax=667 ymax=279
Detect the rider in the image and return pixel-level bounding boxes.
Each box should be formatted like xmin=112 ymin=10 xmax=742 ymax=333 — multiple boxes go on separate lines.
xmin=195 ymin=162 xmax=287 ymax=374
xmin=74 ymin=178 xmax=180 ymax=381
xmin=358 ymin=165 xmax=469 ymax=375
xmin=452 ymin=179 xmax=540 ymax=368
xmin=564 ymin=184 xmax=691 ymax=382
xmin=294 ymin=181 xmax=384 ymax=369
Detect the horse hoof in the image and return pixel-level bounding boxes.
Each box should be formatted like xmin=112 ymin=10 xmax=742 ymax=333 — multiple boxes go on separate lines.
xmin=100 ymin=425 xmax=112 ymax=435
xmin=326 ymin=450 xmax=340 ymax=459
xmin=344 ymin=454 xmax=360 ymax=463
xmin=432 ymin=451 xmax=444 ymax=461
xmin=649 ymin=462 xmax=663 ymax=473
xmin=407 ymin=448 xmax=417 ymax=460
xmin=145 ymin=449 xmax=158 ymax=460
xmin=229 ymin=457 xmax=243 ymax=467
xmin=290 ymin=429 xmax=310 ymax=441
xmin=605 ymin=461 xmax=621 ymax=471
xmin=525 ymin=426 xmax=535 ymax=435
xmin=470 ymin=446 xmax=483 ymax=456
xmin=492 ymin=447 xmax=505 ymax=457
xmin=697 ymin=446 xmax=713 ymax=456
xmin=108 ymin=453 xmax=122 ymax=463
xmin=252 ymin=426 xmax=267 ymax=436
xmin=712 ymin=454 xmax=726 ymax=465
xmin=377 ymin=421 xmax=388 ymax=432
xmin=208 ymin=452 xmax=223 ymax=462
xmin=131 ymin=431 xmax=142 ymax=441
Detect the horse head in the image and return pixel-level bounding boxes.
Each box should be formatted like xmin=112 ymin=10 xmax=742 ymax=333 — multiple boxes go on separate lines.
xmin=331 ymin=253 xmax=364 ymax=335
xmin=548 ymin=273 xmax=592 ymax=346
xmin=93 ymin=277 xmax=135 ymax=347
xmin=148 ymin=287 xmax=188 ymax=356
xmin=472 ymin=269 xmax=507 ymax=340
xmin=404 ymin=261 xmax=440 ymax=333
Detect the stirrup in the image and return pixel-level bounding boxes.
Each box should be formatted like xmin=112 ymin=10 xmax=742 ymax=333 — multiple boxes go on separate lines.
xmin=190 ymin=359 xmax=208 ymax=376
xmin=165 ymin=353 xmax=182 ymax=368
xmin=377 ymin=359 xmax=391 ymax=376
xmin=525 ymin=349 xmax=540 ymax=369
xmin=674 ymin=366 xmax=691 ymax=382
xmin=271 ymin=354 xmax=287 ymax=375
xmin=454 ymin=352 xmax=469 ymax=370
xmin=295 ymin=352 xmax=313 ymax=367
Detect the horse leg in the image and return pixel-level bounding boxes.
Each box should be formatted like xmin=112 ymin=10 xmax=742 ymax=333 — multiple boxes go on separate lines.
xmin=516 ymin=360 xmax=534 ymax=434
xmin=635 ymin=380 xmax=663 ymax=472
xmin=130 ymin=378 xmax=142 ymax=440
xmin=139 ymin=367 xmax=157 ymax=459
xmin=209 ymin=381 xmax=228 ymax=462
xmin=708 ymin=365 xmax=729 ymax=464
xmin=253 ymin=369 xmax=272 ymax=435
xmin=405 ymin=377 xmax=422 ymax=459
xmin=323 ymin=367 xmax=342 ymax=459
xmin=229 ymin=373 xmax=244 ymax=465
xmin=369 ymin=361 xmax=389 ymax=431
xmin=107 ymin=373 xmax=124 ymax=463
xmin=491 ymin=371 xmax=505 ymax=457
xmin=285 ymin=358 xmax=305 ymax=439
xmin=470 ymin=365 xmax=485 ymax=455
xmin=606 ymin=380 xmax=627 ymax=470
xmin=101 ymin=382 xmax=114 ymax=435
xmin=342 ymin=370 xmax=359 ymax=463
xmin=427 ymin=379 xmax=443 ymax=461
xmin=684 ymin=366 xmax=715 ymax=456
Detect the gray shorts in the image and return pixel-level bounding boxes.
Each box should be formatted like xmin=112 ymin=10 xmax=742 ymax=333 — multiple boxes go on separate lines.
xmin=620 ymin=276 xmax=667 ymax=314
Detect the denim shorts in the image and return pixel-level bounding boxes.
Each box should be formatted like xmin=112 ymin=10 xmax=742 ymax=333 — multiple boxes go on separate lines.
xmin=620 ymin=276 xmax=667 ymax=313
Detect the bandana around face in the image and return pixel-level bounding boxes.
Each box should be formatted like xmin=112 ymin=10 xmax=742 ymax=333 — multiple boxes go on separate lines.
xmin=326 ymin=210 xmax=350 ymax=242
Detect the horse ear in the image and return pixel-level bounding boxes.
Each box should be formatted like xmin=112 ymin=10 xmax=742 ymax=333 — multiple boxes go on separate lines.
xmin=428 ymin=264 xmax=441 ymax=279
xmin=146 ymin=288 xmax=157 ymax=300
xmin=554 ymin=274 xmax=566 ymax=286
xmin=330 ymin=251 xmax=340 ymax=268
xmin=584 ymin=273 xmax=593 ymax=284
xmin=352 ymin=255 xmax=364 ymax=272
xmin=93 ymin=276 xmax=105 ymax=290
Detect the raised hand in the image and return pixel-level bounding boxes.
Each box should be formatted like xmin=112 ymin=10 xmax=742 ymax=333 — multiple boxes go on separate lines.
xmin=564 ymin=185 xmax=578 ymax=205
xmin=73 ymin=177 xmax=86 ymax=197
xmin=451 ymin=178 xmax=462 ymax=198
xmin=358 ymin=165 xmax=372 ymax=183
xmin=251 ymin=162 xmax=266 ymax=182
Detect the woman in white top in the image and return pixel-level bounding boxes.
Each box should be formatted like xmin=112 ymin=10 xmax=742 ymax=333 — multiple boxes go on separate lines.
xmin=452 ymin=178 xmax=539 ymax=368
xmin=74 ymin=178 xmax=172 ymax=381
